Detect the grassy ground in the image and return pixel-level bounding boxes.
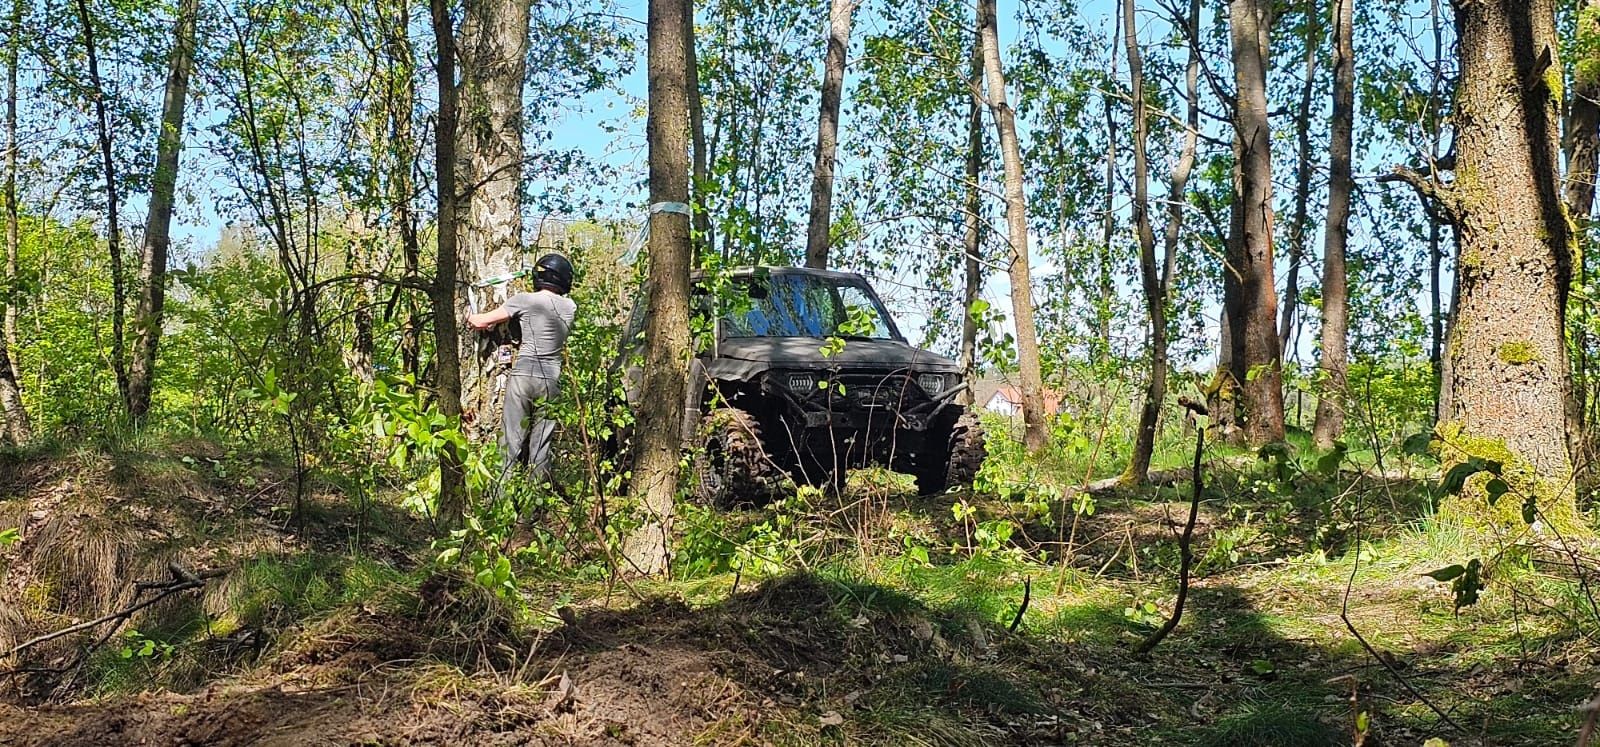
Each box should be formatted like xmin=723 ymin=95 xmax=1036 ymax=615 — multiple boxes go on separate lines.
xmin=1 ymin=427 xmax=1596 ymax=745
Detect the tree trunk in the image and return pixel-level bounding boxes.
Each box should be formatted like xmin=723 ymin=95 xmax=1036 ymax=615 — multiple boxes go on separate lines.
xmin=126 ymin=0 xmax=199 ymax=421
xmin=804 ymin=0 xmax=855 ymax=269
xmin=978 ymin=0 xmax=1048 ymax=453
xmin=455 ymin=0 xmax=530 ymax=441
xmin=1310 ymin=0 xmax=1353 ymax=450
xmin=382 ymin=1 xmax=423 ymax=379
xmin=1278 ymin=2 xmax=1319 ymax=359
xmin=623 ymin=0 xmax=694 ymax=577
xmin=431 ymin=0 xmax=467 ymax=524
xmin=1127 ymin=0 xmax=1198 ymax=483
xmin=1439 ymin=0 xmax=1578 ymax=531
xmin=1 ymin=0 xmax=26 ymax=442
xmin=1564 ymin=0 xmax=1600 ymax=451
xmin=1566 ymin=0 xmax=1600 ymax=222
xmin=686 ymin=0 xmax=711 ymax=256
xmin=1095 ymin=12 xmax=1119 ymax=360
xmin=1428 ymin=205 xmax=1443 ymax=393
xmin=1224 ymin=0 xmax=1285 ymax=445
xmin=957 ymin=5 xmax=984 ymax=405
xmin=75 ymin=0 xmax=128 ymax=412
xmin=3 ymin=0 xmax=19 ymax=359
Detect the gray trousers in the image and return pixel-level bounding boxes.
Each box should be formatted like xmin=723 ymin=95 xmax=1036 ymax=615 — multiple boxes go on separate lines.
xmin=501 ymin=374 xmax=559 ymax=483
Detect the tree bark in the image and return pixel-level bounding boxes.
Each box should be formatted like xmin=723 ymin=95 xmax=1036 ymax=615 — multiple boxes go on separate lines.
xmin=1565 ymin=0 xmax=1600 ymax=223
xmin=1278 ymin=1 xmax=1319 ymax=359
xmin=978 ymin=0 xmax=1048 ymax=453
xmin=3 ymin=0 xmax=19 ymax=359
xmin=1564 ymin=0 xmax=1600 ymax=446
xmin=381 ymin=0 xmax=423 ymax=379
xmin=623 ymin=0 xmax=694 ymax=577
xmin=126 ymin=0 xmax=199 ymax=421
xmin=1 ymin=0 xmax=27 ymax=443
xmin=804 ymin=0 xmax=855 ymax=269
xmin=1310 ymin=0 xmax=1353 ymax=450
xmin=1096 ymin=10 xmax=1120 ymax=361
xmin=0 ymin=330 xmax=22 ymax=444
xmin=431 ymin=0 xmax=467 ymax=524
xmin=958 ymin=5 xmax=984 ymax=405
xmin=75 ymin=0 xmax=129 ymax=412
xmin=455 ymin=0 xmax=530 ymax=441
xmin=1224 ymin=0 xmax=1285 ymax=445
xmin=685 ymin=0 xmax=711 ymax=256
xmin=1439 ymin=0 xmax=1578 ymax=530
xmin=1127 ymin=0 xmax=1198 ymax=483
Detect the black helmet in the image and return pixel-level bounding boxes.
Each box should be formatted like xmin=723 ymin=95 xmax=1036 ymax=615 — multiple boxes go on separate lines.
xmin=533 ymin=252 xmax=573 ymax=294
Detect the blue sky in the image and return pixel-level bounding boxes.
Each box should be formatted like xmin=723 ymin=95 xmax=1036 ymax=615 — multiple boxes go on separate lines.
xmin=141 ymin=0 xmax=1444 ymax=367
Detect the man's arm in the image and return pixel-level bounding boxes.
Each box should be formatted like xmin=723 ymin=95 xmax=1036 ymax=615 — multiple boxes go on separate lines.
xmin=467 ymin=304 xmax=513 ymax=330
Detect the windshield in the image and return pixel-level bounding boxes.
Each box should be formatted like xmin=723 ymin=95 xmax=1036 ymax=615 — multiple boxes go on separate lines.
xmin=721 ymin=273 xmax=899 ymax=340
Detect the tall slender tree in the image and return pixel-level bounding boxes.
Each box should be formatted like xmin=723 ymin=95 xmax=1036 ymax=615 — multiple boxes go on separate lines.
xmin=75 ymin=0 xmax=129 ymax=411
xmin=977 ymin=0 xmax=1048 ymax=453
xmin=1278 ymin=0 xmax=1319 ymax=358
xmin=1126 ymin=0 xmax=1199 ymax=483
xmin=1224 ymin=0 xmax=1285 ymax=445
xmin=1 ymin=0 xmax=25 ymax=440
xmin=957 ymin=1 xmax=985 ymax=403
xmin=1565 ymin=0 xmax=1600 ymax=441
xmin=3 ymin=0 xmax=19 ymax=360
xmin=455 ymin=0 xmax=531 ymax=440
xmin=1311 ymin=0 xmax=1353 ymax=450
xmin=624 ymin=0 xmax=694 ymax=576
xmin=127 ymin=0 xmax=200 ymax=420
xmin=431 ymin=0 xmax=467 ymax=523
xmin=804 ymin=0 xmax=857 ymax=269
xmin=686 ymin=0 xmax=711 ymax=255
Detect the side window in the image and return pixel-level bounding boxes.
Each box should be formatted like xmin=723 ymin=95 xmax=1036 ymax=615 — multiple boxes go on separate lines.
xmin=624 ymin=295 xmax=647 ymax=343
xmin=834 ymin=284 xmax=893 ymax=339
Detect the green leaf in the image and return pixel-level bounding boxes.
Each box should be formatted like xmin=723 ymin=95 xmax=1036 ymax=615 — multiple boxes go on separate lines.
xmin=1402 ymin=432 xmax=1434 ymax=456
xmin=0 ymin=527 xmax=19 ymax=546
xmin=1423 ymin=564 xmax=1466 ymax=582
xmin=1315 ymin=450 xmax=1342 ymax=478
xmin=1248 ymin=659 xmax=1275 ymax=675
xmin=1485 ymin=478 xmax=1510 ymax=505
xmin=1522 ymin=496 xmax=1538 ymax=525
xmin=1356 ymin=711 xmax=1369 ymax=733
xmin=1451 ymin=558 xmax=1484 ymax=611
xmin=1440 ymin=459 xmax=1495 ymax=495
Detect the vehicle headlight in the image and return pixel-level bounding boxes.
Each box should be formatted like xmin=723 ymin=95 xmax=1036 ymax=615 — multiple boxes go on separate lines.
xmin=788 ymin=373 xmax=816 ymax=391
xmin=917 ymin=373 xmax=945 ymax=395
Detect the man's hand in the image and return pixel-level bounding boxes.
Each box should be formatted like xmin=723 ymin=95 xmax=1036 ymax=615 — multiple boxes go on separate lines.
xmin=468 ymin=305 xmax=512 ymax=330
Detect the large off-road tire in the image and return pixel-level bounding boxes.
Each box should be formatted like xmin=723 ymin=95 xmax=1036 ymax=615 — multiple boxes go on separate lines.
xmin=693 ymin=408 xmax=780 ymax=508
xmin=913 ymin=411 xmax=987 ymax=496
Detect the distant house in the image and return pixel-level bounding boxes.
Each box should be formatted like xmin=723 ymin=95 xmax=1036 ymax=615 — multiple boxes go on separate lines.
xmin=971 ymin=376 xmax=1061 ymax=416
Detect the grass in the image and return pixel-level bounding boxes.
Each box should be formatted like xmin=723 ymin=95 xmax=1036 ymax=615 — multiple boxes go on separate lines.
xmin=9 ymin=424 xmax=1600 ymax=745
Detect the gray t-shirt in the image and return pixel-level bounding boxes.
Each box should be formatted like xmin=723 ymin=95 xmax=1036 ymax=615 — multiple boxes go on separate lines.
xmin=505 ymin=290 xmax=576 ymax=378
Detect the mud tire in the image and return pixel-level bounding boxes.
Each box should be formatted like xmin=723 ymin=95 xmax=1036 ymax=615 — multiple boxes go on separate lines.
xmin=913 ymin=411 xmax=987 ymax=496
xmin=693 ymin=408 xmax=780 ymax=508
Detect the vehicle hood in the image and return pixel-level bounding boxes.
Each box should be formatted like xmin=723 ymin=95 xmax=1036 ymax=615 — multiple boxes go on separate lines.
xmin=711 ymin=336 xmax=961 ymax=375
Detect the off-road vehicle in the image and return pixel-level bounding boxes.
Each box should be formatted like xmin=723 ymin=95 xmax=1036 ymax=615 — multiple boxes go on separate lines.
xmin=616 ymin=266 xmax=985 ymax=506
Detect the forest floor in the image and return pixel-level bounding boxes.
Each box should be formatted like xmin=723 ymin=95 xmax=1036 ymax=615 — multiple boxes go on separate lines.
xmin=0 ymin=435 xmax=1596 ymax=746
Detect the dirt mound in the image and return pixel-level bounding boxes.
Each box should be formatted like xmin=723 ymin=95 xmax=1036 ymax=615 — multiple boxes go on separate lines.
xmin=0 ymin=573 xmax=1064 ymax=745
xmin=0 ymin=444 xmax=420 ymax=704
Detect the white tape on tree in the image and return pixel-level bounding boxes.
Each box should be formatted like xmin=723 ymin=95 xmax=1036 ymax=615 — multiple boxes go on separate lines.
xmin=620 ymin=201 xmax=694 ymax=266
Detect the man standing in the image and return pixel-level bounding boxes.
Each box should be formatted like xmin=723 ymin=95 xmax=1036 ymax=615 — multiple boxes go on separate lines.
xmin=467 ymin=253 xmax=577 ymax=482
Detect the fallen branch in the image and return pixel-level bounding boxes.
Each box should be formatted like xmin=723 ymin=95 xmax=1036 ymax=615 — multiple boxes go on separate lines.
xmin=2 ymin=563 xmax=225 ymax=662
xmin=1008 ymin=577 xmax=1032 ymax=633
xmin=1136 ymin=398 xmax=1207 ymax=655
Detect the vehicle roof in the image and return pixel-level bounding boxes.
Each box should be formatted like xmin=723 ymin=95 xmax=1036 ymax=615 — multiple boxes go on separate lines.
xmin=692 ymin=265 xmax=869 ymax=282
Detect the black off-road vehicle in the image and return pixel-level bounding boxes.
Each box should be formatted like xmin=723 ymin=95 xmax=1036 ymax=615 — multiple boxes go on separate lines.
xmin=616 ymin=266 xmax=985 ymax=506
